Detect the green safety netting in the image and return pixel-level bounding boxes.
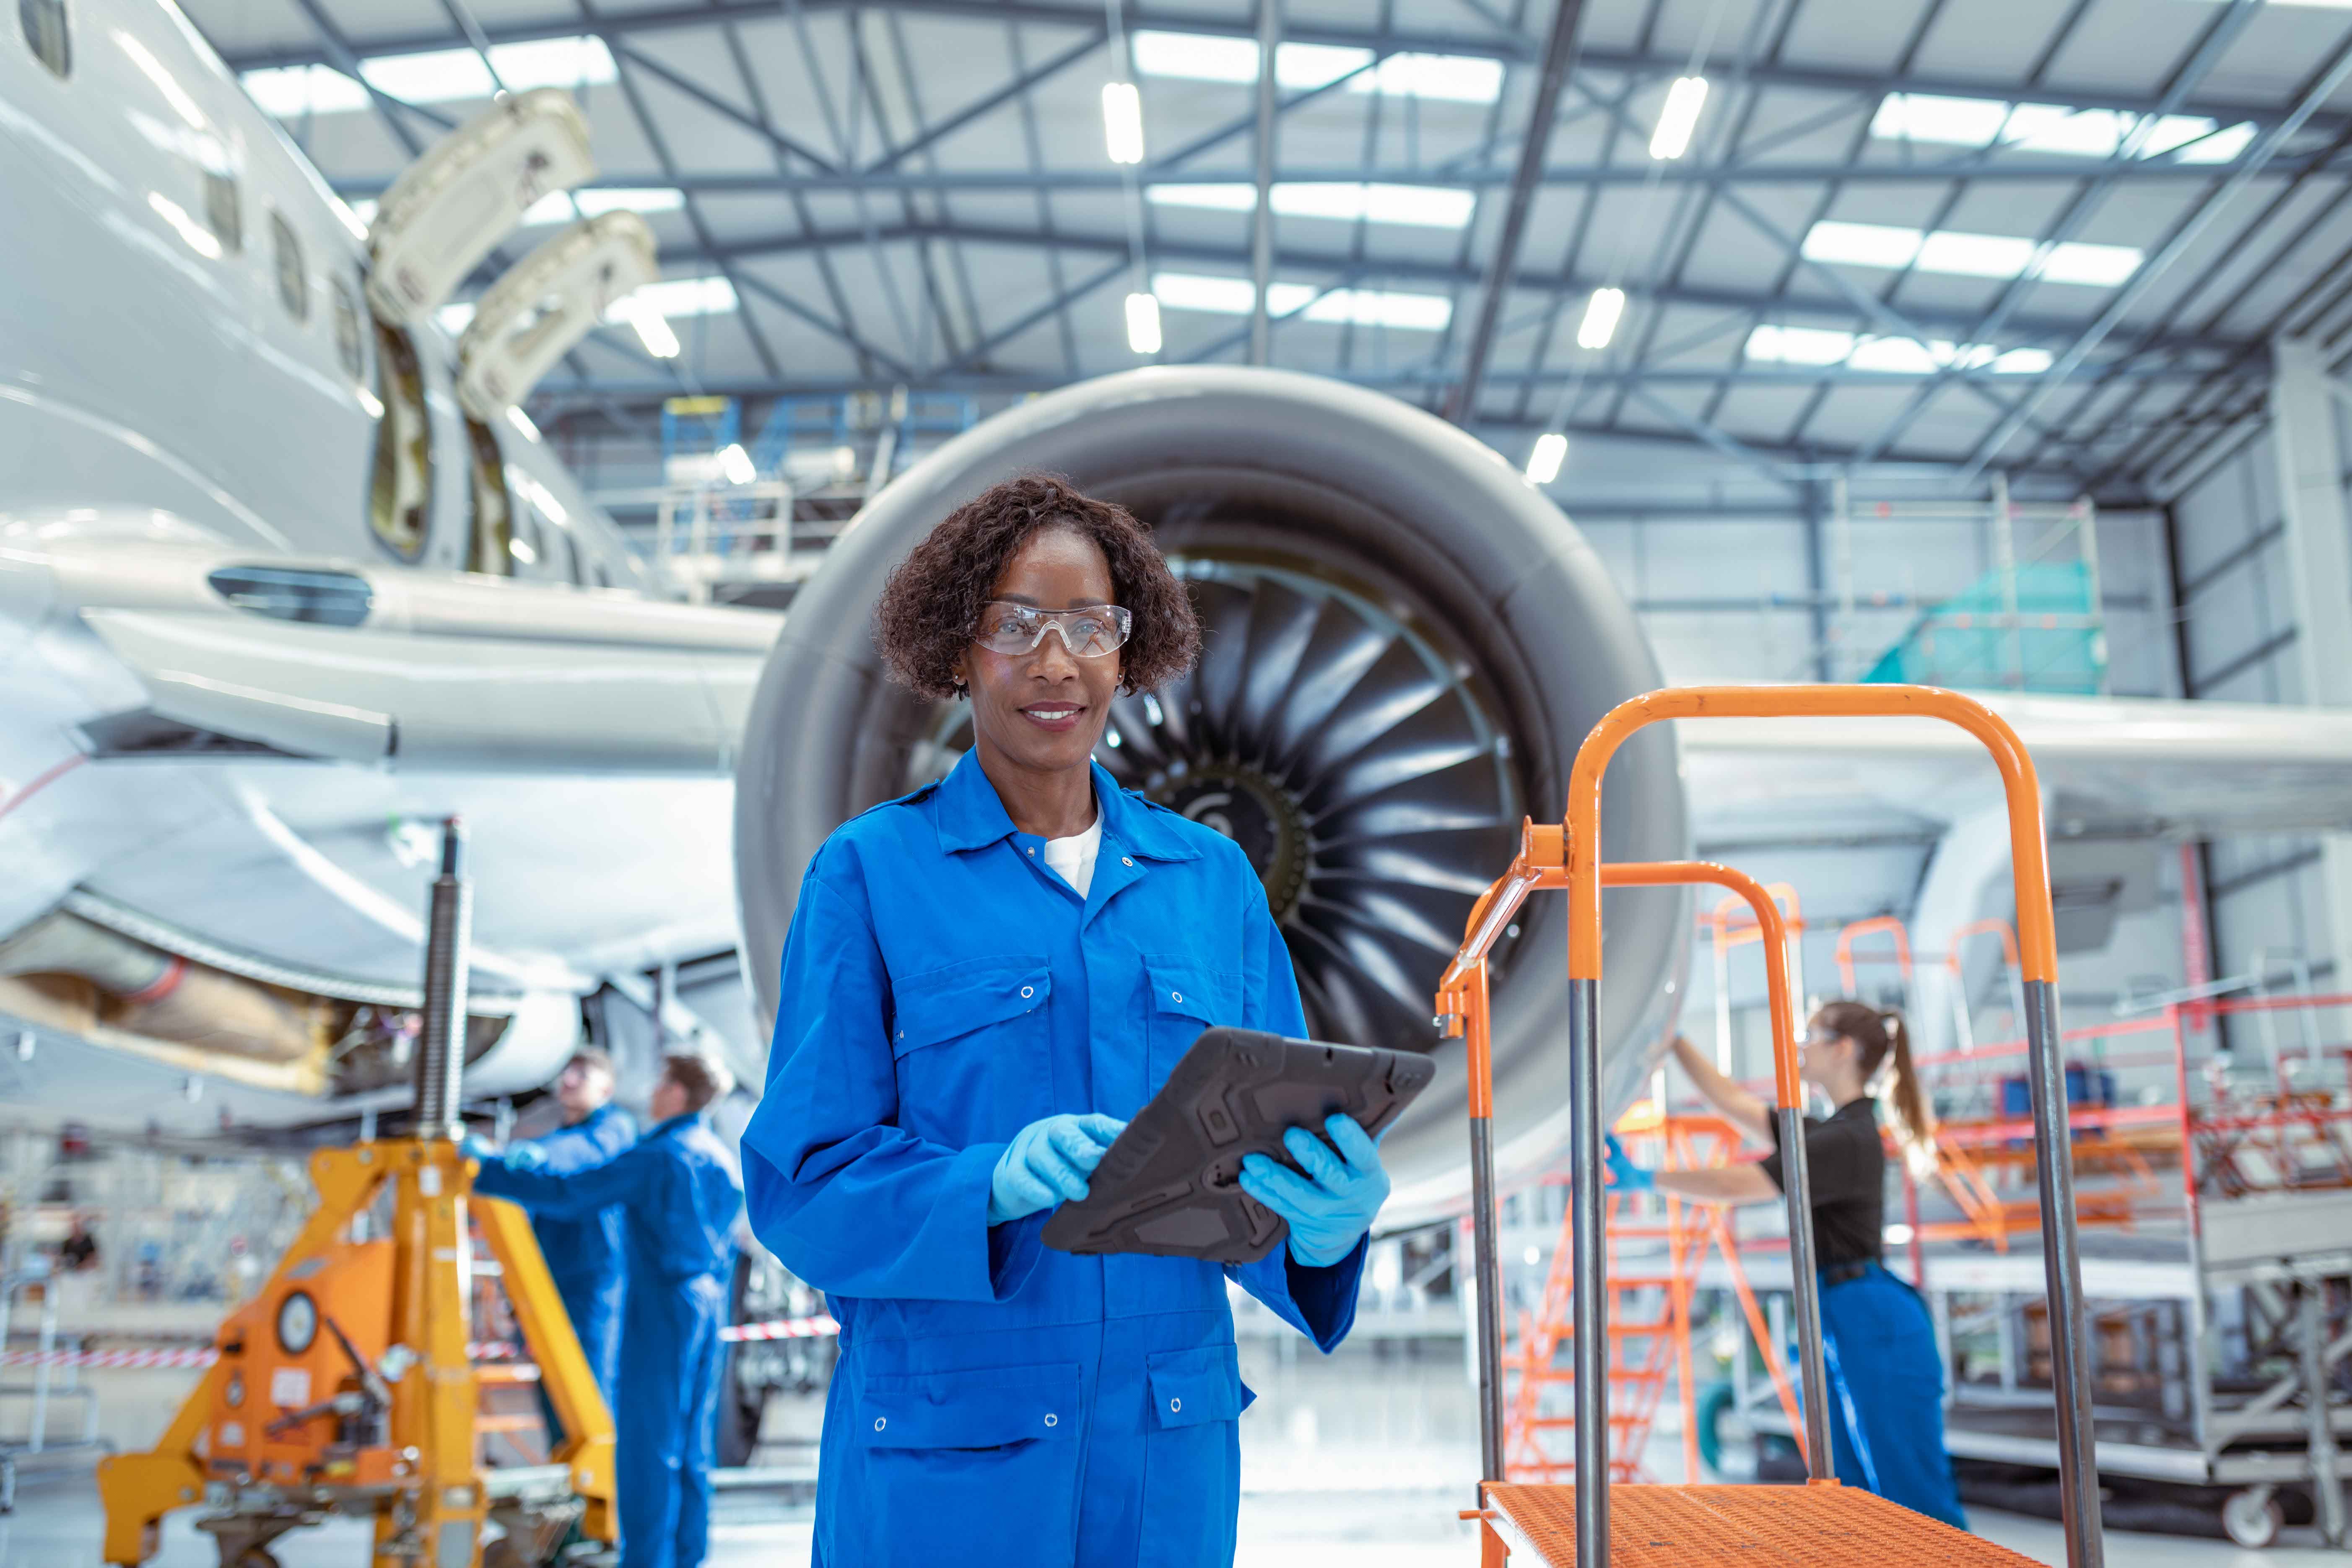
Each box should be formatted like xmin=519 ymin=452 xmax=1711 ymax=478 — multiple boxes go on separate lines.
xmin=1862 ymin=559 xmax=2105 ymax=694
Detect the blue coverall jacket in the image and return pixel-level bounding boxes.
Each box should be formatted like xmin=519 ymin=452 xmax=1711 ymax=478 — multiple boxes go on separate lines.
xmin=522 ymin=1102 xmax=636 ymax=1404
xmin=742 ymin=753 xmax=1367 ymax=1568
xmin=477 ymin=1112 xmax=744 ymax=1568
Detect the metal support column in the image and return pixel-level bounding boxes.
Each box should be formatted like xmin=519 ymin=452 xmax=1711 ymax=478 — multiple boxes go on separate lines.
xmin=1247 ymin=0 xmax=1279 ymax=367
xmin=1565 ymin=975 xmax=1610 ymax=1556
xmin=1463 ymin=960 xmax=1506 ymax=1493
xmin=413 ymin=818 xmax=470 ymax=1139
xmin=2267 ymin=336 xmax=2352 ymax=1016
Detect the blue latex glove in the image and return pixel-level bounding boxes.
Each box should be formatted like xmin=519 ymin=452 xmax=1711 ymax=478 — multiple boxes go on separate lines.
xmin=460 ymin=1134 xmax=548 ymax=1172
xmin=1239 ymin=1114 xmax=1390 ymax=1268
xmin=988 ymin=1113 xmax=1127 ymax=1226
xmin=505 ymin=1143 xmax=551 ymax=1173
xmin=460 ymin=1133 xmax=496 ymax=1163
xmin=1605 ymin=1133 xmax=1654 ymax=1193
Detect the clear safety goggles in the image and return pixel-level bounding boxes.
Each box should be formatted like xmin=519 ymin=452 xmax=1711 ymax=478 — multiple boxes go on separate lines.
xmin=973 ymin=601 xmax=1132 ymax=658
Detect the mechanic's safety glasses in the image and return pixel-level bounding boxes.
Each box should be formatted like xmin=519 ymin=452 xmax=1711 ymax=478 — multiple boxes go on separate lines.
xmin=973 ymin=601 xmax=1132 ymax=659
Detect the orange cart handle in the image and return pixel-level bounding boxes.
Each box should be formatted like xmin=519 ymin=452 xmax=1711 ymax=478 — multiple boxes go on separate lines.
xmin=1567 ymin=685 xmax=2056 ymax=983
xmin=1604 ymin=862 xmax=1803 ymax=1113
xmin=1835 ymin=915 xmax=1916 ymax=992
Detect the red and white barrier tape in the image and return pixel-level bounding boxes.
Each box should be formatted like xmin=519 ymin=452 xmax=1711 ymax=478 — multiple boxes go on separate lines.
xmin=3 ymin=1315 xmax=838 ymax=1369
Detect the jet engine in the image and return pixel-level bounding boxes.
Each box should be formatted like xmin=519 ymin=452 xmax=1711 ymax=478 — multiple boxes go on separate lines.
xmin=734 ymin=367 xmax=1689 ymax=1222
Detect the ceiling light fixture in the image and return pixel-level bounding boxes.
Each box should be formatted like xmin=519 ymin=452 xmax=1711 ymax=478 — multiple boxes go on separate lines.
xmin=1577 ymin=287 xmax=1626 ymax=350
xmin=718 ymin=443 xmax=755 ymax=486
xmin=1648 ymin=76 xmax=1708 ymax=160
xmin=1125 ymin=291 xmax=1163 ymax=354
xmin=1102 ymin=81 xmax=1145 ymax=165
xmin=1526 ymin=433 xmax=1567 ymax=484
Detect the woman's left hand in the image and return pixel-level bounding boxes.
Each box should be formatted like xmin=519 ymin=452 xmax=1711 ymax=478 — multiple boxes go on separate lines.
xmin=1239 ymin=1114 xmax=1390 ymax=1268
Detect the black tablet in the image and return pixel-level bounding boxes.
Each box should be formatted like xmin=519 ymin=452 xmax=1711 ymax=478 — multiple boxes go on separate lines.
xmin=1040 ymin=1026 xmax=1437 ymax=1264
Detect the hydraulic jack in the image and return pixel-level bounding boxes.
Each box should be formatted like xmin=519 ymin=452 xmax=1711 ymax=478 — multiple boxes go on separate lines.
xmin=97 ymin=820 xmax=618 ymax=1567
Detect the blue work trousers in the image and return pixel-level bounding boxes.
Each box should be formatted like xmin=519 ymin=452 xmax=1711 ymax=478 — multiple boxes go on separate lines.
xmin=1815 ymin=1263 xmax=1967 ymax=1530
xmin=616 ymin=1272 xmax=729 ymax=1568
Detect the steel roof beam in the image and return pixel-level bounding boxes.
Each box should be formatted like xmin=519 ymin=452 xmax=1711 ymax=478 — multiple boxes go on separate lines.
xmin=218 ymin=2 xmax=2335 ymax=139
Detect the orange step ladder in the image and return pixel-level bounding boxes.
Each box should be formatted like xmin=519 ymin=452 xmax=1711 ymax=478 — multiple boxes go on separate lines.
xmin=1435 ymin=685 xmax=2107 ymax=1567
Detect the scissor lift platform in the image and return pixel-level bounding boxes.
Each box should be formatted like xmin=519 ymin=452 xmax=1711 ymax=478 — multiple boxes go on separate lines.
xmin=1482 ymin=1483 xmax=2040 ymax=1566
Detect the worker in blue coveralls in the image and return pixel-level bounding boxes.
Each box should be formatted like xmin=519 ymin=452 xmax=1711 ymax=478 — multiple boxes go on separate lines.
xmin=1607 ymin=1005 xmax=1966 ymax=1529
xmin=741 ymin=475 xmax=1394 ymax=1568
xmin=511 ymin=1047 xmax=635 ymax=1413
xmin=473 ymin=1053 xmax=744 ymax=1568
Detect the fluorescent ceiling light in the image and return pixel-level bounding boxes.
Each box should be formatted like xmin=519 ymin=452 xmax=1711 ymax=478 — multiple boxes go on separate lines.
xmin=1125 ymin=291 xmax=1163 ymax=354
xmin=1649 ymin=76 xmax=1708 ymax=161
xmin=1131 ymin=32 xmax=1500 ymax=102
xmin=522 ymin=187 xmax=685 ymax=225
xmin=1872 ymin=91 xmax=2253 ymax=164
xmin=1745 ymin=324 xmax=2055 ymax=375
xmin=1525 ymin=432 xmax=1567 ymax=485
xmin=1803 ymin=219 xmax=2142 ymax=286
xmin=1102 ymin=81 xmax=1145 ymax=164
xmin=1149 ymin=182 xmax=1475 ymax=228
xmin=506 ymin=405 xmax=541 ymax=441
xmin=621 ymin=305 xmax=680 ymax=358
xmin=1577 ymin=286 xmax=1626 ymax=350
xmin=1150 ymin=272 xmax=1452 ymax=331
xmin=240 ymin=63 xmax=371 ymax=117
xmin=355 ymin=36 xmax=614 ymax=107
xmin=718 ymin=443 xmax=755 ymax=487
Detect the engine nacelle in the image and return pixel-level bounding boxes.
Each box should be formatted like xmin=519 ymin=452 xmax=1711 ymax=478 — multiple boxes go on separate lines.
xmin=734 ymin=367 xmax=1689 ymax=1222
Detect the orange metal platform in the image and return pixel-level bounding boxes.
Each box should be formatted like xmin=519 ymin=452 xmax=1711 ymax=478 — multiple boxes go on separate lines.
xmin=1483 ymin=1484 xmax=2041 ymax=1566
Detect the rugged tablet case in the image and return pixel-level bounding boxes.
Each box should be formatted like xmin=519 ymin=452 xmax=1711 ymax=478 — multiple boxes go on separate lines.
xmin=1041 ymin=1026 xmax=1436 ymax=1264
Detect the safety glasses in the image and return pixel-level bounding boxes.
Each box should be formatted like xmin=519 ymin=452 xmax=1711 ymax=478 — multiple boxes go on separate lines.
xmin=972 ymin=601 xmax=1132 ymax=659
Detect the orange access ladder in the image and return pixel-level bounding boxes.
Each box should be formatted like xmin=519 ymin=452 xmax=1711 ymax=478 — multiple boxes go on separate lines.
xmin=1435 ymin=685 xmax=2108 ymax=1568
xmin=1501 ymin=1112 xmax=1806 ymax=1488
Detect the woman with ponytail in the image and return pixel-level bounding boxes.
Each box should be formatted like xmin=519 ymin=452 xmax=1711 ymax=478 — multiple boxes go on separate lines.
xmin=1606 ymin=1002 xmax=1964 ymax=1529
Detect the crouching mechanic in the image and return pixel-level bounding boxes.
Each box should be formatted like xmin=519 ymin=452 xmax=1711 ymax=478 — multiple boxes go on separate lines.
xmin=738 ymin=476 xmax=1394 ymax=1568
xmin=472 ymin=1054 xmax=744 ymax=1568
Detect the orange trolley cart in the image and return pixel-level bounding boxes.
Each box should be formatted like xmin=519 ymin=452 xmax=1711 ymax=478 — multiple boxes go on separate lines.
xmin=1436 ymin=685 xmax=2105 ymax=1567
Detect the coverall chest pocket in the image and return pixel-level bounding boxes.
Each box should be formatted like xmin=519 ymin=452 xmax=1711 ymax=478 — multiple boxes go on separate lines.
xmin=1138 ymin=1343 xmax=1254 ymax=1568
xmin=1142 ymin=957 xmax=1237 ymax=1094
xmin=889 ymin=956 xmax=1052 ymax=1146
xmin=856 ymin=1361 xmax=1082 ymax=1568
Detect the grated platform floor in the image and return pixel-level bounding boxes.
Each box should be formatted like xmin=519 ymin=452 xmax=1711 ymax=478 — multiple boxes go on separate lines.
xmin=1487 ymin=1482 xmax=2045 ymax=1565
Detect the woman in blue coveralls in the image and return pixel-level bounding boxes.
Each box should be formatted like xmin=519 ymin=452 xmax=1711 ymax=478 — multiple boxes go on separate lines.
xmin=740 ymin=475 xmax=1394 ymax=1568
xmin=1608 ymin=1003 xmax=1966 ymax=1528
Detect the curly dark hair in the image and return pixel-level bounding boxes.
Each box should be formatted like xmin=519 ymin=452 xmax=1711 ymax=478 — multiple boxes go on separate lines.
xmin=874 ymin=474 xmax=1201 ymax=699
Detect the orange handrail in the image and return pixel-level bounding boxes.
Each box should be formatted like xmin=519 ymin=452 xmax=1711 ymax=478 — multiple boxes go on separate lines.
xmin=1834 ymin=915 xmax=1914 ymax=993
xmin=1947 ymin=917 xmax=2021 ymax=977
xmin=1610 ymin=863 xmax=1801 ymax=1116
xmin=1565 ymin=685 xmax=2058 ymax=983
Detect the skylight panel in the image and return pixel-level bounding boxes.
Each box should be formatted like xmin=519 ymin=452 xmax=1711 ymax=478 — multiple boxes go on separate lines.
xmin=612 ymin=276 xmax=737 ymax=319
xmin=1871 ymin=91 xmax=2254 ymax=165
xmin=1148 ymin=183 xmax=1475 ymax=228
xmin=1152 ymin=272 xmax=1259 ymax=314
xmin=1745 ymin=324 xmax=2056 ymax=375
xmin=1745 ymin=325 xmax=1856 ymax=366
xmin=1802 ymin=220 xmax=1922 ymax=270
xmin=522 ymin=188 xmax=685 ymax=225
xmin=355 ymin=36 xmax=613 ymax=106
xmin=1131 ymin=31 xmax=1498 ymax=102
xmin=1151 ymin=273 xmax=1451 ymax=330
xmin=359 ymin=47 xmax=495 ymax=104
xmin=1803 ymin=219 xmax=2142 ymax=287
xmin=240 ymin=63 xmax=370 ymax=118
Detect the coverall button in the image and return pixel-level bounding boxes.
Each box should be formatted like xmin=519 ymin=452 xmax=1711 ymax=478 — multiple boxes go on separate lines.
xmin=1122 ymin=857 xmax=1134 ymax=867
xmin=1171 ymin=991 xmax=1183 ymax=1004
xmin=874 ymin=1417 xmax=886 ymax=1432
xmin=1020 ymin=985 xmax=1034 ymax=999
xmin=1044 ymin=1413 xmax=1057 ymax=1427
xmin=1169 ymin=1397 xmax=1181 ymax=1413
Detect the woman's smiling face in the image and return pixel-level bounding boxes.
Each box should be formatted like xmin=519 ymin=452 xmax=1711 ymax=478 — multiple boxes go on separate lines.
xmin=954 ymin=525 xmax=1122 ymax=779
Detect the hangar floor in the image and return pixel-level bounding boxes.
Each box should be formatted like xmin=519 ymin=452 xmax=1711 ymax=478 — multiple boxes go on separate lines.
xmin=3 ymin=1337 xmax=2342 ymax=1564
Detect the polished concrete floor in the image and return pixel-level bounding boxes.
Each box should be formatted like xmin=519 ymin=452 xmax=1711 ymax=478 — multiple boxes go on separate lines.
xmin=5 ymin=1336 xmax=2344 ymax=1565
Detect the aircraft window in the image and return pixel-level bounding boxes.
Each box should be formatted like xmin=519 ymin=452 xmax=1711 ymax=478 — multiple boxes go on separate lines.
xmin=203 ymin=171 xmax=241 ymax=254
xmin=367 ymin=321 xmax=432 ymax=562
xmin=20 ymin=0 xmax=67 ymax=77
xmin=208 ymin=566 xmax=372 ymax=627
xmin=464 ymin=418 xmax=514 ymax=576
xmin=331 ymin=277 xmax=364 ymax=379
xmin=270 ymin=212 xmax=308 ymax=322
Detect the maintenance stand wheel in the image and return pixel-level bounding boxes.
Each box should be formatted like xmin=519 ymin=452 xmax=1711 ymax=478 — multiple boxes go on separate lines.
xmin=2222 ymin=1485 xmax=2283 ymax=1549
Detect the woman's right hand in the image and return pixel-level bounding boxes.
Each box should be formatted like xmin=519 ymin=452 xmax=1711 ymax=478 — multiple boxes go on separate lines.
xmin=987 ymin=1113 xmax=1128 ymax=1225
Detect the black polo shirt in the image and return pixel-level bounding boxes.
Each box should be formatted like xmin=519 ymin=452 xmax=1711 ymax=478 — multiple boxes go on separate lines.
xmin=1759 ymin=1097 xmax=1885 ymax=1268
